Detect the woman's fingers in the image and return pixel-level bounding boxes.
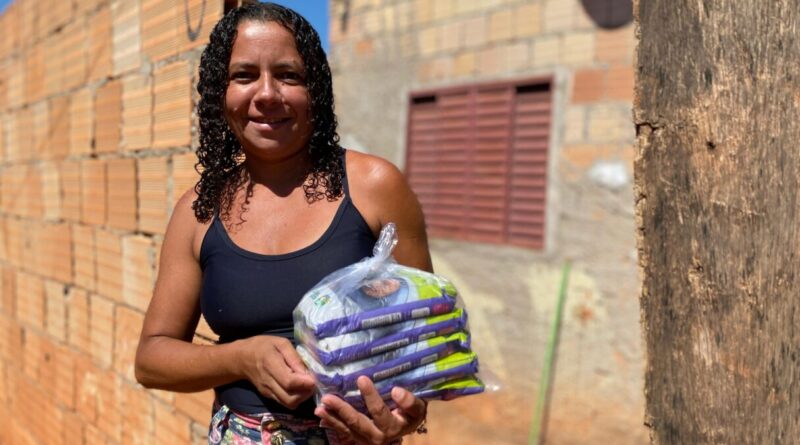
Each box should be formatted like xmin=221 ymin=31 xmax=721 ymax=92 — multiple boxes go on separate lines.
xmin=318 ymin=394 xmax=386 ymax=445
xmin=390 ymin=386 xmax=426 ymax=420
xmin=357 ymin=376 xmax=394 ymax=430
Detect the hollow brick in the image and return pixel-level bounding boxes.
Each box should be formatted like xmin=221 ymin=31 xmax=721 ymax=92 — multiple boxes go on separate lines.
xmin=95 ymin=79 xmax=123 ymax=153
xmin=141 ymin=0 xmax=179 ymax=62
xmin=90 ymin=294 xmax=114 ymax=368
xmin=67 ymin=288 xmax=91 ymax=354
xmin=114 ymin=306 xmax=143 ymax=381
xmin=171 ymin=151 xmax=200 ymax=204
xmin=153 ymin=61 xmax=192 ymax=149
xmin=36 ymin=222 xmax=72 ymax=283
xmin=122 ymin=382 xmax=155 ymax=445
xmin=60 ymin=160 xmax=82 ymax=222
xmin=88 ymin=6 xmax=114 ymax=83
xmin=69 ymin=88 xmax=94 ymax=156
xmin=122 ymin=235 xmax=155 ymax=312
xmin=62 ymin=17 xmax=88 ymax=91
xmin=106 ymin=158 xmax=138 ymax=231
xmin=44 ymin=279 xmax=67 ymax=341
xmin=48 ymin=95 xmax=71 ymax=159
xmin=81 ymin=159 xmax=107 ymax=226
xmin=41 ymin=162 xmax=62 ymax=221
xmin=122 ymin=73 xmax=153 ymax=151
xmin=154 ymin=402 xmax=192 ymax=445
xmin=112 ymin=0 xmax=143 ymax=76
xmin=16 ymin=271 xmax=44 ymax=331
xmin=72 ymin=224 xmax=96 ymax=292
xmin=96 ymin=229 xmax=123 ymax=301
xmin=137 ymin=156 xmax=169 ymax=234
xmin=174 ymin=389 xmax=214 ymax=425
xmin=180 ymin=0 xmax=223 ymax=52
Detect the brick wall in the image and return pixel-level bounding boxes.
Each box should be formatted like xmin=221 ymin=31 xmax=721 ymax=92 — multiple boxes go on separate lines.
xmin=0 ymin=1 xmax=223 ymax=443
xmin=330 ymin=1 xmax=643 ymax=444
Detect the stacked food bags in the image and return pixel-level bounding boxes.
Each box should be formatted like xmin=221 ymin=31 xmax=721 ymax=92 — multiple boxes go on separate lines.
xmin=293 ymin=223 xmax=484 ymax=411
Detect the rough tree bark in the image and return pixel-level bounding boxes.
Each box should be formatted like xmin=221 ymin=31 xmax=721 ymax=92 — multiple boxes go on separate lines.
xmin=635 ymin=0 xmax=800 ymax=443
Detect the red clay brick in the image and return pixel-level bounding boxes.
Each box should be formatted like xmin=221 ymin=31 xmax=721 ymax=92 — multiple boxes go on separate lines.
xmin=44 ymin=280 xmax=67 ymax=341
xmin=62 ymin=17 xmax=88 ymax=91
xmin=171 ymin=151 xmax=200 ymax=206
xmin=44 ymin=32 xmax=65 ymax=98
xmin=41 ymin=162 xmax=62 ymax=221
xmin=572 ymin=68 xmax=607 ymax=103
xmin=96 ymin=229 xmax=124 ymax=301
xmin=25 ymin=44 xmax=45 ymax=104
xmin=138 ymin=156 xmax=169 ymax=234
xmin=38 ymin=334 xmax=59 ymax=401
xmin=114 ymin=305 xmax=144 ymax=381
xmin=112 ymin=0 xmax=143 ymax=76
xmin=67 ymin=288 xmax=91 ymax=354
xmin=60 ymin=160 xmax=82 ymax=222
xmin=7 ymin=56 xmax=25 ymax=109
xmin=22 ymin=327 xmax=44 ymax=381
xmin=75 ymin=354 xmax=100 ymax=421
xmin=69 ymin=88 xmax=94 ymax=156
xmin=141 ymin=0 xmax=179 ymax=62
xmin=123 ymin=235 xmax=155 ymax=311
xmin=95 ymin=79 xmax=123 ymax=153
xmin=0 ymin=318 xmax=23 ymax=367
xmin=122 ymin=382 xmax=155 ymax=445
xmin=154 ymin=401 xmax=192 ymax=444
xmin=1 ymin=267 xmax=16 ymax=317
xmin=81 ymin=159 xmax=107 ymax=226
xmin=48 ymin=96 xmax=71 ymax=159
xmin=153 ymin=60 xmax=192 ymax=149
xmin=16 ymin=272 xmax=44 ymax=331
xmin=106 ymin=158 xmax=138 ymax=231
xmin=61 ymin=410 xmax=85 ymax=445
xmin=595 ymin=25 xmax=634 ymax=64
xmin=32 ymin=101 xmax=50 ymax=160
xmin=96 ymin=369 xmax=123 ymax=442
xmin=90 ymin=294 xmax=115 ymax=368
xmin=606 ymin=63 xmax=635 ymax=101
xmin=72 ymin=224 xmax=96 ymax=292
xmin=36 ymin=222 xmax=73 ymax=283
xmin=122 ymin=73 xmax=153 ymax=151
xmin=174 ymin=389 xmax=214 ymax=425
xmin=54 ymin=343 xmax=77 ymax=410
xmin=88 ymin=5 xmax=114 ymax=83
xmin=3 ymin=219 xmax=24 ymax=269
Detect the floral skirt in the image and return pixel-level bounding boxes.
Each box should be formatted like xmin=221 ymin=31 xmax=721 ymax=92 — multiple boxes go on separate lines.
xmin=208 ymin=403 xmax=348 ymax=445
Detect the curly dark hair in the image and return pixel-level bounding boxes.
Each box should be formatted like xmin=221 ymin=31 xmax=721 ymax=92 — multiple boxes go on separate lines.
xmin=193 ymin=2 xmax=343 ymax=223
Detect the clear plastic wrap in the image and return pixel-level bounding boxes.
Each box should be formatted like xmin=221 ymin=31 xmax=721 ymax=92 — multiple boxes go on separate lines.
xmin=293 ymin=223 xmax=487 ymax=411
xmin=297 ymin=331 xmax=471 ymax=392
xmin=297 ymin=308 xmax=468 ymax=366
xmin=293 ymin=224 xmax=459 ymax=338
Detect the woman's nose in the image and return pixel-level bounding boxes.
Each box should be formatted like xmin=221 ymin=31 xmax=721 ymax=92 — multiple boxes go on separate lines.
xmin=255 ymin=76 xmax=281 ymax=104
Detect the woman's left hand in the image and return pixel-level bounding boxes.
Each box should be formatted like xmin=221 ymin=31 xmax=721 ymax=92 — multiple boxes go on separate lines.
xmin=315 ymin=376 xmax=427 ymax=445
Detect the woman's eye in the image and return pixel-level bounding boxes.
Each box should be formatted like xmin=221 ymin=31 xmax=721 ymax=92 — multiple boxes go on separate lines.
xmin=231 ymin=71 xmax=255 ymax=81
xmin=279 ymin=72 xmax=305 ymax=84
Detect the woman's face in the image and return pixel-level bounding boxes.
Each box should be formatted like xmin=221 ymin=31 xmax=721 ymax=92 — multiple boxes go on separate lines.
xmin=224 ymin=21 xmax=311 ymax=161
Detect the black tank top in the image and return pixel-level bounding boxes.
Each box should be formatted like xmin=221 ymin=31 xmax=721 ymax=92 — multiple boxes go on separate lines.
xmin=199 ymin=152 xmax=377 ymax=415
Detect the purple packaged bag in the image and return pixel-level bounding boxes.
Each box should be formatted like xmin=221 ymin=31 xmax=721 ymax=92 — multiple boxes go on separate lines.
xmin=341 ymin=351 xmax=479 ymax=406
xmin=293 ymin=223 xmax=460 ymax=339
xmin=297 ymin=308 xmax=468 ymax=366
xmin=298 ymin=331 xmax=471 ymax=392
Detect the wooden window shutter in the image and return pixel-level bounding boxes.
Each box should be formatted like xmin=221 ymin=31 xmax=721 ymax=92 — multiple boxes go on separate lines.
xmin=406 ymin=78 xmax=551 ymax=249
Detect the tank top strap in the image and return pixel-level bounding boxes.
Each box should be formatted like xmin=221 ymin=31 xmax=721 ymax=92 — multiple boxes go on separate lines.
xmin=340 ymin=148 xmax=351 ymax=197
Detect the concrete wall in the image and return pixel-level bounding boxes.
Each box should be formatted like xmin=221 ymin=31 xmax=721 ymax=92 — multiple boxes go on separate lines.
xmin=0 ymin=1 xmax=223 ymax=443
xmin=329 ymin=1 xmax=644 ymax=443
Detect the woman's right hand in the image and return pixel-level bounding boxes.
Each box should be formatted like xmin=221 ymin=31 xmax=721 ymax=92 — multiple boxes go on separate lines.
xmin=238 ymin=335 xmax=318 ymax=409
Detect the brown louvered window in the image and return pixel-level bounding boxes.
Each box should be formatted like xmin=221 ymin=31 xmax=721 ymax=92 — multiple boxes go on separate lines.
xmin=406 ymin=78 xmax=552 ymax=249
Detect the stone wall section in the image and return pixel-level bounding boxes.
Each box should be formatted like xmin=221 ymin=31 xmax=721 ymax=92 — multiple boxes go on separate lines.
xmin=0 ymin=1 xmax=223 ymax=443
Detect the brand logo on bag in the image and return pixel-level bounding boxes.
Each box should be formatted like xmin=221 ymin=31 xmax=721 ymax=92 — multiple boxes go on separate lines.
xmin=311 ymin=292 xmax=331 ymax=307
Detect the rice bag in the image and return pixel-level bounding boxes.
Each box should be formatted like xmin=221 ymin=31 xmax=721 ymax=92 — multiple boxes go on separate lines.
xmin=298 ymin=331 xmax=471 ymax=392
xmin=298 ymin=308 xmax=468 ymax=366
xmin=293 ymin=224 xmax=459 ymax=338
xmin=341 ymin=351 xmax=479 ymax=406
xmin=346 ymin=376 xmax=486 ymax=411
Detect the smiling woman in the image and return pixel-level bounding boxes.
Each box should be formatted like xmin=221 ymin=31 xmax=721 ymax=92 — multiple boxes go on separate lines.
xmin=134 ymin=3 xmax=431 ymax=445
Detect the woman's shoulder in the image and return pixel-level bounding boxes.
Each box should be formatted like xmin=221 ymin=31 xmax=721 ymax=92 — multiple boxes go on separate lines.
xmin=169 ymin=187 xmax=214 ymax=260
xmin=344 ymin=149 xmax=407 ymax=195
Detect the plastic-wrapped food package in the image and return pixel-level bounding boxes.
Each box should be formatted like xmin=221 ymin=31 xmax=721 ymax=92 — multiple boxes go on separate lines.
xmin=340 ymin=351 xmax=479 ymax=406
xmin=293 ymin=223 xmax=486 ymax=411
xmin=346 ymin=376 xmax=486 ymax=411
xmin=293 ymin=225 xmax=459 ymax=338
xmin=298 ymin=308 xmax=468 ymax=366
xmin=297 ymin=331 xmax=471 ymax=392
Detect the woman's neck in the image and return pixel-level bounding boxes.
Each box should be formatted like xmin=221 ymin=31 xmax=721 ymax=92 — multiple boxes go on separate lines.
xmin=241 ymin=149 xmax=312 ymax=197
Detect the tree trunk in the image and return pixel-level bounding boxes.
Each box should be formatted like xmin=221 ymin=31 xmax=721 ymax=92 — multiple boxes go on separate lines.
xmin=634 ymin=1 xmax=800 ymax=443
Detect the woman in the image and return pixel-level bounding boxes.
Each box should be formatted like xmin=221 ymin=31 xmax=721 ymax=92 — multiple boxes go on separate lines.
xmin=134 ymin=3 xmax=431 ymax=444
